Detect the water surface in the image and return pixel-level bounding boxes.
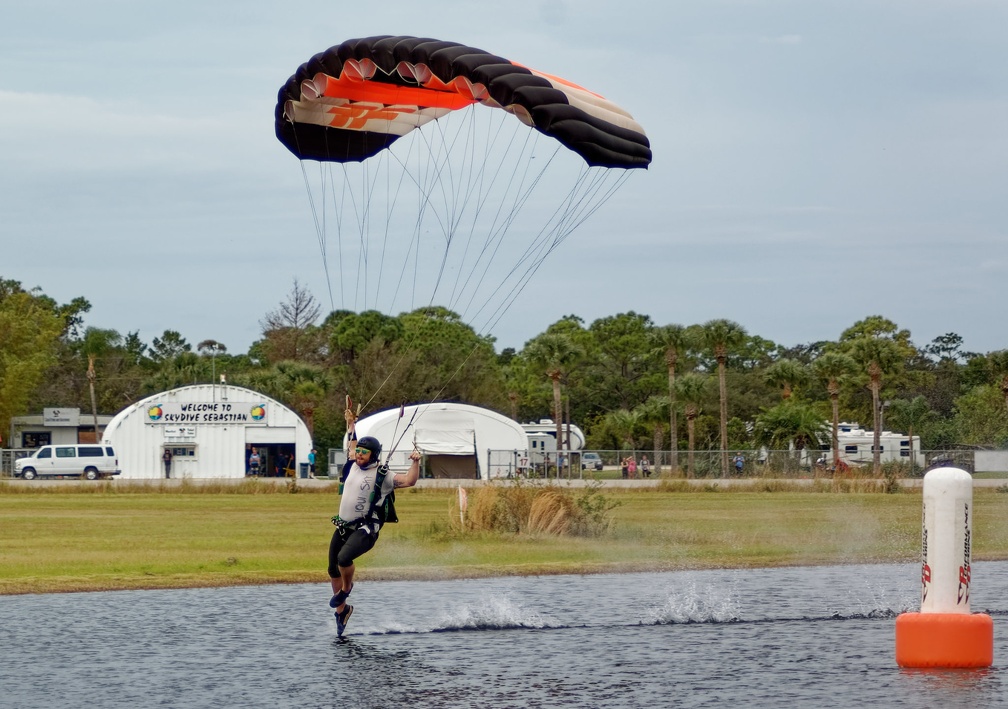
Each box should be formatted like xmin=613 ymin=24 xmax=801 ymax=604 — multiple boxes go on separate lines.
xmin=2 ymin=563 xmax=1006 ymax=708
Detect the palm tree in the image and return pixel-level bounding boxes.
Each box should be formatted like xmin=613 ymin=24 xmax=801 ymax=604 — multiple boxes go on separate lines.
xmin=635 ymin=395 xmax=670 ymax=474
xmin=606 ymin=408 xmax=642 ymax=458
xmin=652 ymin=324 xmax=688 ymax=473
xmin=80 ymin=328 xmax=121 ymax=442
xmin=849 ymin=337 xmax=902 ymax=476
xmin=197 ymin=339 xmax=227 ymax=383
xmin=246 ymin=361 xmax=329 ymax=436
xmin=764 ymin=359 xmax=808 ymax=400
xmin=754 ymin=401 xmax=828 ymax=473
xmin=525 ymin=333 xmax=583 ymax=465
xmin=702 ymin=319 xmax=747 ymax=477
xmin=887 ymin=396 xmax=937 ymax=475
xmin=675 ymin=373 xmax=709 ymax=478
xmin=812 ymin=351 xmax=858 ymax=470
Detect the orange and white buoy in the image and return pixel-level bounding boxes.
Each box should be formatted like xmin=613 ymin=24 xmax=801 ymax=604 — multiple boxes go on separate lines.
xmin=895 ymin=467 xmax=993 ymax=668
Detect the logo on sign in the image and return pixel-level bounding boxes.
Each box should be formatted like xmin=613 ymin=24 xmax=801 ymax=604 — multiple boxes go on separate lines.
xmin=148 ymin=405 xmax=164 ymax=421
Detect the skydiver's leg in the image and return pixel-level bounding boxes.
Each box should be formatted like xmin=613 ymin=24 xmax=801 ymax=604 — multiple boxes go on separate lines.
xmin=333 ymin=528 xmax=377 ymax=612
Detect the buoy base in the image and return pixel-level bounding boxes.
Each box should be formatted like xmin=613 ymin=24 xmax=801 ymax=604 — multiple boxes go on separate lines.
xmin=895 ymin=612 xmax=993 ymax=668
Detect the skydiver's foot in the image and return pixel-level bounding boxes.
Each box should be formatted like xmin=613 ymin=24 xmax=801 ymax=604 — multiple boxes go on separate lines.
xmin=330 ymin=582 xmax=354 ymax=608
xmin=335 ymin=605 xmax=353 ymax=637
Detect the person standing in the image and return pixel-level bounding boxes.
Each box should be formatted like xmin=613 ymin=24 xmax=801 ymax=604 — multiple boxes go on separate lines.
xmin=641 ymin=455 xmax=651 ymax=478
xmin=328 ymin=406 xmax=420 ymax=636
xmin=249 ymin=448 xmax=261 ymax=477
xmin=309 ymin=448 xmax=317 ymax=476
xmin=162 ymin=448 xmax=172 ymax=479
xmin=627 ymin=456 xmax=638 ymax=479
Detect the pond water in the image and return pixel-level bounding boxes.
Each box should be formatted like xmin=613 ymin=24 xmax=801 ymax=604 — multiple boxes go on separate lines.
xmin=2 ymin=562 xmax=1007 ymax=708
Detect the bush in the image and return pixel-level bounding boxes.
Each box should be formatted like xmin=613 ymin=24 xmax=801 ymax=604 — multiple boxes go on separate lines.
xmin=453 ymin=481 xmax=619 ymax=537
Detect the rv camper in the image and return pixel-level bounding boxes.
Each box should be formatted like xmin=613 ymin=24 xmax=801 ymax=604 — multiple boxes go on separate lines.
xmin=816 ymin=422 xmax=924 ymax=469
xmin=520 ymin=419 xmax=586 ymax=451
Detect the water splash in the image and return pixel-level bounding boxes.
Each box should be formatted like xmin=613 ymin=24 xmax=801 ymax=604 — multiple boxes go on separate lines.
xmin=369 ymin=592 xmax=561 ymax=635
xmin=646 ymin=580 xmax=742 ymax=625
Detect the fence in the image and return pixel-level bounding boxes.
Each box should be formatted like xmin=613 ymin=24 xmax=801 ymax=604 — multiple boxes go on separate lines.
xmin=0 ymin=447 xmax=987 ymax=480
xmin=483 ymin=448 xmax=984 ymax=480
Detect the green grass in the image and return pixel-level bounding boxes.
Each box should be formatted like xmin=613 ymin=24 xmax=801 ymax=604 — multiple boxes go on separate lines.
xmin=3 ymin=482 xmax=1008 ymax=594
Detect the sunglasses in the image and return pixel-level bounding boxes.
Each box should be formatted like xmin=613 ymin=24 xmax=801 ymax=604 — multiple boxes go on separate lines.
xmin=354 ymin=447 xmax=372 ymax=456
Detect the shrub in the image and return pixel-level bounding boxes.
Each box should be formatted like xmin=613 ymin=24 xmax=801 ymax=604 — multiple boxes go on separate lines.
xmin=453 ymin=481 xmax=619 ymax=537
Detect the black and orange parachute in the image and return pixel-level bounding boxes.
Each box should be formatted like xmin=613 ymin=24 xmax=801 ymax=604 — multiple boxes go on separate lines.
xmin=275 ymin=35 xmax=651 ymax=169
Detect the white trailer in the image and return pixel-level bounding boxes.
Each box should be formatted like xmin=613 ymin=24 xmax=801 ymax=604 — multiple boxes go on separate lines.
xmin=816 ymin=422 xmax=925 ymax=468
xmin=520 ymin=419 xmax=586 ymax=451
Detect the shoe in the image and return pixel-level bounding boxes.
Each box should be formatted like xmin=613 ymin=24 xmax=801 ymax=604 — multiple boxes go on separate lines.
xmin=329 ymin=583 xmax=354 ymax=608
xmin=335 ymin=604 xmax=353 ymax=637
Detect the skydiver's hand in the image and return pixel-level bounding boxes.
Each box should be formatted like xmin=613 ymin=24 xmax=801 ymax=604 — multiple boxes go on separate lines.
xmin=344 ymin=408 xmax=356 ymax=425
xmin=409 ymin=450 xmax=421 ymax=462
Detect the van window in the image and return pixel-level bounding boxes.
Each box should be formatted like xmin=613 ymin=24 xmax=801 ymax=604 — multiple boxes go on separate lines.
xmin=844 ymin=445 xmax=858 ymax=454
xmin=55 ymin=447 xmax=77 ymax=458
xmin=105 ymin=447 xmax=115 ymax=456
xmin=79 ymin=446 xmax=104 ymax=457
xmin=37 ymin=448 xmax=52 ymax=459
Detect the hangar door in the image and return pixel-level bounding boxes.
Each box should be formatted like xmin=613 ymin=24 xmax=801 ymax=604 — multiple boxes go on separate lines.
xmin=415 ymin=424 xmax=479 ymax=479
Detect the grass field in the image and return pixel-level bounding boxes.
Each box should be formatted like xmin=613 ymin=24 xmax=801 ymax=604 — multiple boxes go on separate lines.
xmin=2 ymin=480 xmax=1007 ymax=595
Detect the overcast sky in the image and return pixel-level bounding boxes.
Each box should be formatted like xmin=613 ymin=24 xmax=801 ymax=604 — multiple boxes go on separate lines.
xmin=3 ymin=1 xmax=1007 ymax=356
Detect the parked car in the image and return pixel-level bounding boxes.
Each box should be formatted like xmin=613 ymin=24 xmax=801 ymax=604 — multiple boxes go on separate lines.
xmin=581 ymin=452 xmax=604 ymax=471
xmin=15 ymin=445 xmax=120 ymax=480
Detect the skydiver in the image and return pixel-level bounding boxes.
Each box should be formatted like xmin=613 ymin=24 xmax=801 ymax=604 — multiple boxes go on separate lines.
xmin=328 ymin=406 xmax=420 ymax=636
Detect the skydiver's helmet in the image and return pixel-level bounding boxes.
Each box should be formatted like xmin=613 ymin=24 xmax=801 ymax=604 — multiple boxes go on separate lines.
xmin=356 ymin=436 xmax=382 ymax=463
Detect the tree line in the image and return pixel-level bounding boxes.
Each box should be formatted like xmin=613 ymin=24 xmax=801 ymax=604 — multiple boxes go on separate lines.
xmin=3 ymin=277 xmax=1008 ymax=472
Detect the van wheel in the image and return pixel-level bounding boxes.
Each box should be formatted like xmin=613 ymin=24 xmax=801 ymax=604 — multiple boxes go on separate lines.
xmin=22 ymin=468 xmax=37 ymax=481
xmin=84 ymin=468 xmax=99 ymax=481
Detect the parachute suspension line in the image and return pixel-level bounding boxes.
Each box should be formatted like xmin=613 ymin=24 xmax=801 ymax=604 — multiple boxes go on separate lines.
xmin=383 ymin=404 xmax=420 ymax=467
xmin=377 ymin=108 xmax=472 ymax=315
xmin=356 ymin=158 xmax=371 ymax=310
xmin=451 ymin=134 xmax=560 ymax=331
xmin=423 ymin=105 xmax=490 ymax=313
xmin=413 ymin=107 xmax=471 ymax=306
xmin=354 ymin=123 xmax=449 ymax=413
xmin=377 ymin=145 xmax=411 ymax=313
xmin=354 ymin=111 xmax=502 ymax=416
xmin=457 ymin=130 xmax=557 ymax=325
xmin=364 ymin=175 xmax=619 ymax=424
xmin=474 ymin=166 xmax=634 ymax=336
xmin=325 ymin=162 xmax=352 ymax=310
xmin=444 ymin=108 xmax=521 ymax=314
xmin=298 ymin=159 xmax=336 ymax=312
xmin=374 ymin=124 xmax=567 ymax=411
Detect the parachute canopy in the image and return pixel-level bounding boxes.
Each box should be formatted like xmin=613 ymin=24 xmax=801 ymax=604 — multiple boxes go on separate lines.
xmin=275 ymin=35 xmax=651 ymax=169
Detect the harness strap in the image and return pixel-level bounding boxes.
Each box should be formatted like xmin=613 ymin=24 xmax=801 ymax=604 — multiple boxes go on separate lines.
xmin=332 ymin=462 xmax=390 ymax=535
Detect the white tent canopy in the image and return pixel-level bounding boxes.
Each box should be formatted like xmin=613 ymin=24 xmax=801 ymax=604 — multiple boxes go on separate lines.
xmin=347 ymin=403 xmax=528 ymax=479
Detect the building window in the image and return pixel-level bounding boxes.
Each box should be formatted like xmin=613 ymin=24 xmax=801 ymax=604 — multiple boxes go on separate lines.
xmin=844 ymin=445 xmax=858 ymax=455
xmin=22 ymin=432 xmax=51 ymax=448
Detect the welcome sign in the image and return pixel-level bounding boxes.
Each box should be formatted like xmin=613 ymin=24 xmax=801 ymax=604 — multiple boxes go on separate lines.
xmin=146 ymin=402 xmax=267 ymax=425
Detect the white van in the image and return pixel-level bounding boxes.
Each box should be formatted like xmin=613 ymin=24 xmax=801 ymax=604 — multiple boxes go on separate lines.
xmin=15 ymin=444 xmax=121 ymax=480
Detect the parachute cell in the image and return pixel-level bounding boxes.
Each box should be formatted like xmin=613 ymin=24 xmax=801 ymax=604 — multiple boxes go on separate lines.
xmin=275 ymin=35 xmax=651 ymax=168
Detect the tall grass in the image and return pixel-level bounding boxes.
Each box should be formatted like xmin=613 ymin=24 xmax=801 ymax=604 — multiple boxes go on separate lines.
xmin=454 ymin=481 xmax=619 ymax=537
